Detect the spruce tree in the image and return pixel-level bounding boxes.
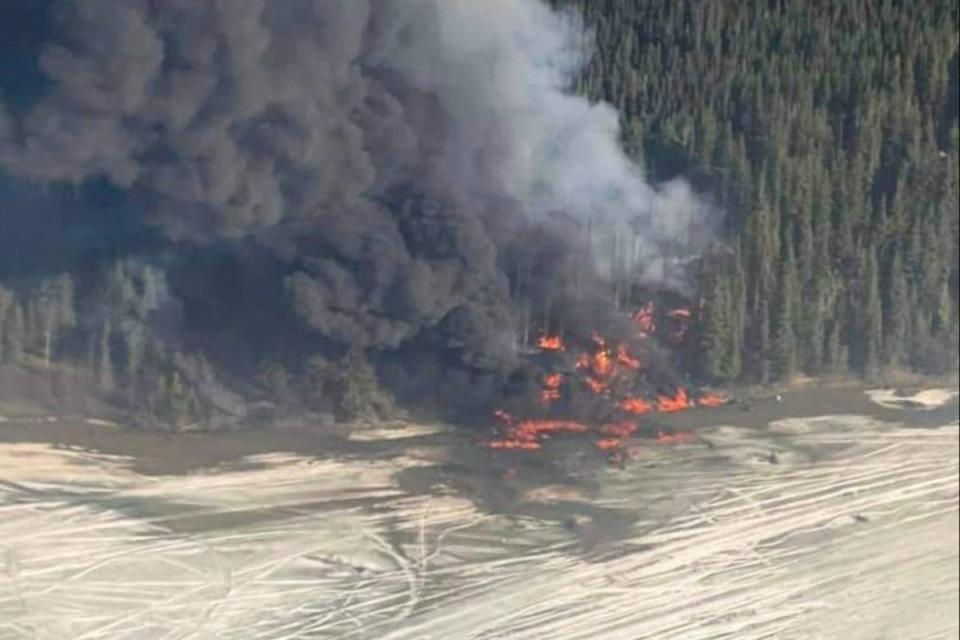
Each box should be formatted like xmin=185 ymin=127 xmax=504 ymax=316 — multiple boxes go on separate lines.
xmin=883 ymin=249 xmax=909 ymax=367
xmin=6 ymin=303 xmax=25 ymax=364
xmin=336 ymin=349 xmax=379 ymax=421
xmin=33 ymin=274 xmax=76 ymax=368
xmin=773 ymin=245 xmax=799 ymax=380
xmin=860 ymin=249 xmax=883 ymax=378
xmin=98 ymin=321 xmax=115 ymax=391
xmin=699 ymin=270 xmax=732 ymax=381
xmin=0 ymin=287 xmax=12 ymax=364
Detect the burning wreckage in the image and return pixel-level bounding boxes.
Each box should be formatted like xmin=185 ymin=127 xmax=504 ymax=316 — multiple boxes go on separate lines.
xmin=486 ymin=296 xmax=726 ymax=462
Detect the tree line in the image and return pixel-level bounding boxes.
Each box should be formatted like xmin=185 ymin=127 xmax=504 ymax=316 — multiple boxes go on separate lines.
xmin=552 ymin=0 xmax=959 ymax=382
xmin=0 ymin=259 xmax=392 ymax=429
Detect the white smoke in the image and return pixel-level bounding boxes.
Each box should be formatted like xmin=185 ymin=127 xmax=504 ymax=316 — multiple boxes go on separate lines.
xmin=372 ymin=0 xmax=713 ymax=281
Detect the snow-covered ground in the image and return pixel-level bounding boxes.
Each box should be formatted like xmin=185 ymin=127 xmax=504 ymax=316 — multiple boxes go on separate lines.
xmin=0 ymin=409 xmax=957 ymax=639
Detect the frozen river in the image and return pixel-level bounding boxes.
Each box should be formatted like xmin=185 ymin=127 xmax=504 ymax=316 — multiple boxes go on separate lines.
xmin=1 ymin=392 xmax=957 ymax=639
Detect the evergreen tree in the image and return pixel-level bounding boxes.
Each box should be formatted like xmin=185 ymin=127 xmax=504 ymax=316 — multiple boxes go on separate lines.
xmin=933 ymin=280 xmax=953 ymax=336
xmin=0 ymin=286 xmax=12 ymax=363
xmin=699 ymin=270 xmax=732 ymax=381
xmin=336 ymin=349 xmax=380 ymax=421
xmin=148 ymin=370 xmax=200 ymax=431
xmin=773 ymin=245 xmax=799 ymax=380
xmin=824 ymin=318 xmax=845 ymax=374
xmin=800 ymin=286 xmax=826 ymax=375
xmin=5 ymin=303 xmax=25 ymax=364
xmin=882 ymin=248 xmax=909 ymax=367
xmin=32 ymin=274 xmax=76 ymax=368
xmin=121 ymin=322 xmax=147 ymax=380
xmin=98 ymin=321 xmax=114 ymax=391
xmin=305 ymin=353 xmax=335 ymax=409
xmin=860 ymin=249 xmax=883 ymax=378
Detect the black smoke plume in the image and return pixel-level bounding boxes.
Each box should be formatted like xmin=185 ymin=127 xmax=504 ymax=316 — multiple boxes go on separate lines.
xmin=0 ymin=0 xmax=713 ymax=411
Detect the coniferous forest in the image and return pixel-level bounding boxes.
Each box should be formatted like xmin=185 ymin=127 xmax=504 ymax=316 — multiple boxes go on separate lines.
xmin=553 ymin=0 xmax=960 ymax=382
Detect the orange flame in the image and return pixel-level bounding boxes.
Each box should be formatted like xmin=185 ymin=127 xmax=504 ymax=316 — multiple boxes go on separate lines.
xmin=544 ymin=373 xmax=562 ymax=388
xmin=539 ymin=372 xmax=563 ymax=405
xmin=599 ymin=421 xmax=637 ymax=437
xmin=488 ymin=439 xmax=541 ymax=450
xmin=509 ymin=419 xmax=587 ymax=444
xmin=595 ymin=438 xmax=624 ymax=451
xmin=539 ymin=389 xmax=561 ymax=404
xmin=487 ymin=309 xmax=712 ymax=458
xmin=633 ymin=302 xmax=656 ymax=337
xmin=655 ymin=430 xmax=696 ymax=445
xmin=591 ymin=350 xmax=613 ymax=378
xmin=487 ymin=415 xmax=588 ymax=451
xmin=536 ymin=334 xmax=564 ymax=351
xmin=667 ymin=307 xmax=691 ymax=343
xmin=595 ymin=421 xmax=637 ymax=454
xmin=619 ymin=396 xmax=653 ymax=415
xmin=656 ymin=388 xmax=690 ymax=413
xmin=616 ymin=344 xmax=641 ymax=369
xmin=584 ymin=376 xmax=607 ymax=395
xmin=697 ymin=393 xmax=727 ymax=407
xmin=515 ymin=419 xmax=587 ymax=437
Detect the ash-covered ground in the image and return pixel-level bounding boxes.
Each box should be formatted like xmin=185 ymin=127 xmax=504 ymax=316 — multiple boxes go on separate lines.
xmin=0 ymin=388 xmax=957 ymax=639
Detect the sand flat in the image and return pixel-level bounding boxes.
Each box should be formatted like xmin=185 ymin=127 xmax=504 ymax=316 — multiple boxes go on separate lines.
xmin=866 ymin=387 xmax=960 ymax=411
xmin=0 ymin=396 xmax=957 ymax=639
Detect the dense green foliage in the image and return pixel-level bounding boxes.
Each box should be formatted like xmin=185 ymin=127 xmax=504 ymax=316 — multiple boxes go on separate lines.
xmin=554 ymin=0 xmax=960 ymax=381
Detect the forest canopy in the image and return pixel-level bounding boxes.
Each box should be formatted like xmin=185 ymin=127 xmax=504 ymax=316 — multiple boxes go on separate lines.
xmin=551 ymin=0 xmax=960 ymax=382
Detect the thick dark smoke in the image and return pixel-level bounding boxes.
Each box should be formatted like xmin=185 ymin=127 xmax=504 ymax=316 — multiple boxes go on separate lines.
xmin=0 ymin=0 xmax=711 ymax=385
